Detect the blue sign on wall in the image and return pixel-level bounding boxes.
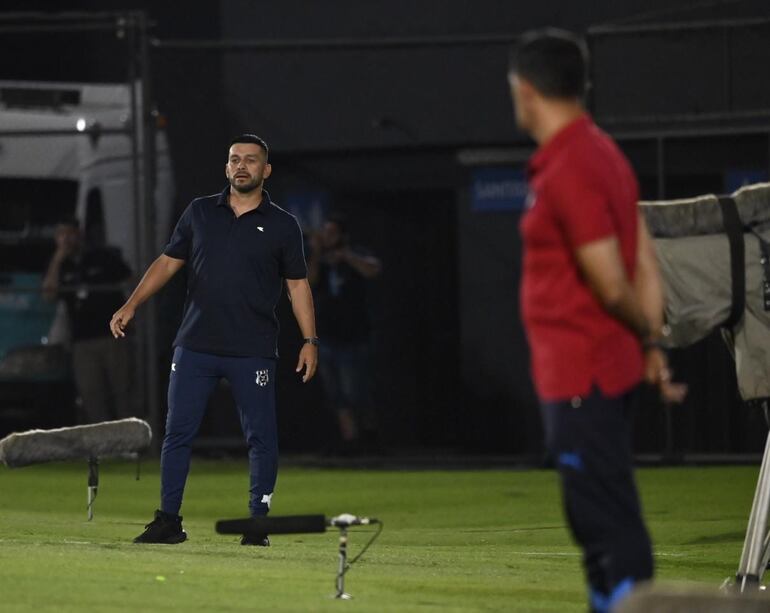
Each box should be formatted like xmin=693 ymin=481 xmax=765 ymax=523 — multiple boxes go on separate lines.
xmin=725 ymin=169 xmax=769 ymax=194
xmin=283 ymin=190 xmax=329 ymax=232
xmin=471 ymin=167 xmax=529 ymax=213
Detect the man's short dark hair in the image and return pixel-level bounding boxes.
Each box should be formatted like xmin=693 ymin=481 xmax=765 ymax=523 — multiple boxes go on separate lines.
xmin=510 ymin=29 xmax=588 ymax=100
xmin=229 ymin=133 xmax=269 ymax=159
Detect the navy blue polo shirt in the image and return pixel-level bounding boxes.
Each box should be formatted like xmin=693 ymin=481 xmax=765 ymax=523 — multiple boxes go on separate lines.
xmin=164 ymin=187 xmax=307 ymax=358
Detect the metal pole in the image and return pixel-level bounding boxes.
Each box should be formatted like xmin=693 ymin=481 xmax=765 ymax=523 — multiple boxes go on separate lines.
xmin=655 ymin=135 xmax=677 ymax=462
xmin=335 ymin=526 xmax=352 ymax=599
xmin=0 ymin=23 xmax=119 ymax=34
xmin=0 ymin=128 xmax=131 ymax=137
xmin=656 ymin=137 xmax=665 ymax=200
xmin=723 ymin=28 xmax=733 ymax=113
xmin=0 ymin=11 xmax=127 ymax=21
xmin=737 ymin=430 xmax=770 ymax=589
xmin=87 ymin=456 xmax=99 ymax=521
xmin=152 ymin=32 xmax=519 ymax=52
xmin=588 ymin=16 xmax=770 ymax=37
xmin=126 ymin=13 xmax=148 ymax=443
xmin=600 ymin=109 xmax=770 ymax=126
xmin=137 ymin=10 xmax=162 ymax=454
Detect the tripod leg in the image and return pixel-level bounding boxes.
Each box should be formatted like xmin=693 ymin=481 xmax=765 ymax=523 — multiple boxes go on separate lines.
xmin=760 ymin=531 xmax=770 ymax=575
xmin=335 ymin=527 xmax=352 ymax=599
xmin=87 ymin=457 xmax=99 ymax=522
xmin=737 ymin=431 xmax=770 ymax=589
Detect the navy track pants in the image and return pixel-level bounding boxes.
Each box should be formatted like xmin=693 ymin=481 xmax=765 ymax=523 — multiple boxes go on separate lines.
xmin=541 ymin=386 xmax=653 ymax=613
xmin=160 ymin=347 xmax=277 ymax=517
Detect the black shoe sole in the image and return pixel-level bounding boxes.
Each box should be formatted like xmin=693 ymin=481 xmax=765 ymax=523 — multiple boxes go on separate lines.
xmin=240 ymin=534 xmax=270 ymax=546
xmin=134 ymin=531 xmax=187 ymax=545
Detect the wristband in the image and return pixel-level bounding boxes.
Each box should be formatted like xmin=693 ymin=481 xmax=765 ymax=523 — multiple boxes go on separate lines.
xmin=642 ymin=325 xmax=671 ymax=352
xmin=303 ymin=337 xmax=320 ymax=347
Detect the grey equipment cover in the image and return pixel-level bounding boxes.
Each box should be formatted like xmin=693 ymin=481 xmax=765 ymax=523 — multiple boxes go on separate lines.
xmin=0 ymin=418 xmax=152 ymax=468
xmin=641 ymin=182 xmax=770 ymax=238
xmin=639 ymin=183 xmax=770 ymax=401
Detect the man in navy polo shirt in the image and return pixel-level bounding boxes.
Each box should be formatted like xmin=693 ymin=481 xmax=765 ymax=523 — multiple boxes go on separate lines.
xmin=109 ymin=134 xmax=318 ymax=546
xmin=508 ymin=31 xmax=686 ymax=611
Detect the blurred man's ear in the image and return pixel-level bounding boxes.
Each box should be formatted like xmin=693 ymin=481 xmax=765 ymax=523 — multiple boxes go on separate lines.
xmin=517 ymin=76 xmax=538 ymax=103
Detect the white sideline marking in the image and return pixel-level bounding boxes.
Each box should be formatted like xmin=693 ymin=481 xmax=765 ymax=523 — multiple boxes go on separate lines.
xmin=63 ymin=540 xmax=93 ymax=545
xmin=0 ymin=538 xmax=96 ymax=546
xmin=511 ymin=551 xmax=580 ymax=557
xmin=0 ymin=538 xmax=688 ymax=558
xmin=511 ymin=551 xmax=686 ymax=558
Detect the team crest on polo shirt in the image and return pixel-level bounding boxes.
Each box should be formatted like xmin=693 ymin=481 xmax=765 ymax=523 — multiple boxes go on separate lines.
xmin=255 ymin=369 xmax=270 ymax=387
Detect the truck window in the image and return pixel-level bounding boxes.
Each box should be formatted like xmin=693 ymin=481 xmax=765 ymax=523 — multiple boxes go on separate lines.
xmin=85 ymin=187 xmax=106 ymax=248
xmin=0 ymin=178 xmax=77 ymax=272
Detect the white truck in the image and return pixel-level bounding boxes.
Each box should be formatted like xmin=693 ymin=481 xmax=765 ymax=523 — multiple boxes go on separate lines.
xmin=0 ymin=80 xmax=174 ymax=428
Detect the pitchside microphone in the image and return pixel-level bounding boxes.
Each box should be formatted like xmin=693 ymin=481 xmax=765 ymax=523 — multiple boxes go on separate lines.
xmin=217 ymin=514 xmax=328 ymax=535
xmin=327 ymin=513 xmax=380 ymax=527
xmin=216 ymin=513 xmax=381 ymax=535
xmin=217 ymin=512 xmax=383 ymax=600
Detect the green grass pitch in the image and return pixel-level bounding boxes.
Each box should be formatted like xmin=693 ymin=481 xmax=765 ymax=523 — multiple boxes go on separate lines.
xmin=0 ymin=461 xmax=758 ymax=611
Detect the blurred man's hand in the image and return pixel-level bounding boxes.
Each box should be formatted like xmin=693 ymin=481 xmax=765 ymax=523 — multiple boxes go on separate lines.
xmin=644 ymin=347 xmax=688 ymax=404
xmin=53 ymin=225 xmax=79 ymax=260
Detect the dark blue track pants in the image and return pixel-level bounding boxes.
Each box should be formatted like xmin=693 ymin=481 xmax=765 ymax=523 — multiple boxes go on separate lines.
xmin=160 ymin=347 xmax=277 ymax=517
xmin=541 ymin=386 xmax=653 ymax=613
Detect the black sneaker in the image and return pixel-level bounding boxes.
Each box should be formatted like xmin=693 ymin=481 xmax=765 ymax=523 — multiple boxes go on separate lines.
xmin=240 ymin=533 xmax=270 ymax=546
xmin=133 ymin=510 xmax=187 ymax=544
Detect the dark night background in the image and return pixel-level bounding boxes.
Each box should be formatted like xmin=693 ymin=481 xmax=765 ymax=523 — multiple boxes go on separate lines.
xmin=1 ymin=0 xmax=769 ymax=459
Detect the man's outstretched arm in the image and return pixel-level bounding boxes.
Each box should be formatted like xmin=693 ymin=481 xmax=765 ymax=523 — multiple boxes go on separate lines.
xmin=110 ymin=254 xmax=185 ymax=338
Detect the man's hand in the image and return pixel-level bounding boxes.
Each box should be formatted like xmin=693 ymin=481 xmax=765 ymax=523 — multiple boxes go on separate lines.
xmin=110 ymin=304 xmax=136 ymax=338
xmin=644 ymin=347 xmax=687 ymax=405
xmin=296 ymin=343 xmax=318 ymax=383
xmin=53 ymin=225 xmax=79 ymax=260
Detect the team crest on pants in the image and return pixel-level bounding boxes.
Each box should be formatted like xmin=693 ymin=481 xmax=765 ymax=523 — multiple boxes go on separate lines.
xmin=255 ymin=369 xmax=270 ymax=387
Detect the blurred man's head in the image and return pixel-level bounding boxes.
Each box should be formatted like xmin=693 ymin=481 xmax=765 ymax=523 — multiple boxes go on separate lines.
xmin=55 ymin=219 xmax=81 ymax=253
xmin=321 ymin=213 xmax=349 ymax=249
xmin=225 ymin=134 xmax=272 ymax=194
xmin=508 ymin=29 xmax=588 ymax=134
